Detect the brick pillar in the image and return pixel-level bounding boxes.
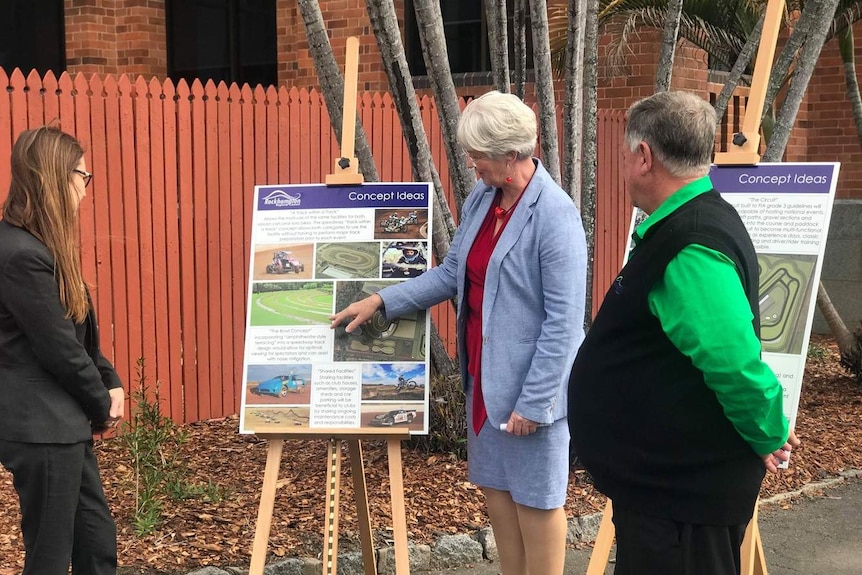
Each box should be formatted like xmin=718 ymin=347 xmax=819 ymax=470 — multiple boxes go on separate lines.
xmin=64 ymin=0 xmax=119 ymax=74
xmin=64 ymin=0 xmax=166 ymax=77
xmin=115 ymin=0 xmax=167 ymax=77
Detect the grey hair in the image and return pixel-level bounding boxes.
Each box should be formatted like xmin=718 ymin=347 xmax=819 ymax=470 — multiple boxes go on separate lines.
xmin=624 ymin=91 xmax=716 ymax=178
xmin=457 ymin=91 xmax=537 ymax=160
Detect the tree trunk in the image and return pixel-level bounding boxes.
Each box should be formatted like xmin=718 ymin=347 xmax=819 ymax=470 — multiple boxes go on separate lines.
xmin=363 ymin=0 xmax=457 ymax=374
xmin=485 ymin=0 xmax=511 ymax=93
xmin=761 ymin=0 xmax=860 ymax=372
xmin=816 ymin=281 xmax=860 ymax=373
xmin=764 ymin=0 xmax=842 ymax=161
xmin=654 ymin=0 xmax=684 ymax=92
xmin=513 ymin=0 xmax=528 ymax=100
xmin=296 ymin=0 xmax=379 ymax=181
xmin=762 ymin=2 xmax=818 ymax=121
xmin=429 ymin=321 xmax=456 ymax=377
xmin=714 ymin=12 xmax=765 ymax=122
xmin=528 ymin=0 xmax=561 ymax=185
xmin=839 ymin=27 xmax=862 ymax=149
xmin=835 ymin=27 xmax=862 ymax=376
xmin=562 ymin=0 xmax=588 ymax=204
xmin=581 ymin=0 xmax=600 ymax=330
xmin=412 ymin=0 xmax=476 ymax=213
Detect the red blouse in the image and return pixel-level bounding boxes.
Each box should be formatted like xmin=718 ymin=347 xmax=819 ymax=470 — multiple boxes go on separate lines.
xmin=464 ymin=190 xmax=522 ymax=434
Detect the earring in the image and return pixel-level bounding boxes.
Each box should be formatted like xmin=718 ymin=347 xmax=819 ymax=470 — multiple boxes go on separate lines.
xmin=505 ymin=164 xmax=512 ymax=183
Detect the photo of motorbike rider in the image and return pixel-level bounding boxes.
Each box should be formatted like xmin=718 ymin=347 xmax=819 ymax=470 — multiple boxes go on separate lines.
xmin=382 ymin=242 xmax=428 ymax=278
xmin=397 ymin=245 xmax=427 ymax=266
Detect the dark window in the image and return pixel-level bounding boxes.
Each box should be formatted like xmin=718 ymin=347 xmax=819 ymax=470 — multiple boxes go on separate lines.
xmin=405 ymin=0 xmax=532 ymax=77
xmin=167 ymin=0 xmax=277 ymax=88
xmin=0 ymin=0 xmax=65 ymax=75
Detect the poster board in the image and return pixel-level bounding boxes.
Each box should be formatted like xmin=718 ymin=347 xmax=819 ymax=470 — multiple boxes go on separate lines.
xmin=711 ymin=162 xmax=839 ymax=428
xmin=626 ymin=162 xmax=839 ymax=429
xmin=239 ymin=182 xmax=434 ymax=435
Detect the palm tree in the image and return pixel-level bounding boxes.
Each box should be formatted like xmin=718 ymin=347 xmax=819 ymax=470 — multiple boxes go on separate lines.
xmin=550 ymin=0 xmax=765 ymax=75
xmin=562 ymin=0 xmax=589 ymax=202
xmin=581 ymin=0 xmax=600 ymax=327
xmin=296 ymin=0 xmax=379 ymax=181
xmin=655 ymin=0 xmax=685 ymax=91
xmin=530 ymin=0 xmax=563 ymax=185
xmin=513 ymin=0 xmax=530 ymax=99
xmin=485 ymin=0 xmax=512 ymax=92
xmin=551 ymin=0 xmax=862 ymax=371
xmin=411 ymin=0 xmax=476 ymax=211
xmin=363 ymin=0 xmax=458 ymax=376
xmin=765 ymin=0 xmax=843 ymax=159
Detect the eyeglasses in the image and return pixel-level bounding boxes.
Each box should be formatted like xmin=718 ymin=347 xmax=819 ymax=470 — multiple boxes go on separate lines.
xmin=465 ymin=151 xmax=489 ymax=164
xmin=73 ymin=169 xmax=93 ymax=188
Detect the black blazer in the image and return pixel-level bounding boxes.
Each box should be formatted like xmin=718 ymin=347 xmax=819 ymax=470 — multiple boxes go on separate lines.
xmin=0 ymin=219 xmax=122 ymax=443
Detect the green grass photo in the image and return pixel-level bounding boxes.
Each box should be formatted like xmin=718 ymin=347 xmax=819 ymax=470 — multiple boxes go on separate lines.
xmin=249 ymin=282 xmax=333 ymax=326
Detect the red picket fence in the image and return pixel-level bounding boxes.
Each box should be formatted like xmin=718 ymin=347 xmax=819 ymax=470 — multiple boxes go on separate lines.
xmin=0 ymin=68 xmax=631 ymax=424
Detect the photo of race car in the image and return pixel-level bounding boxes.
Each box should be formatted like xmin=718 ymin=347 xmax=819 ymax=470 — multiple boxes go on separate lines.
xmin=254 ymin=374 xmax=306 ymax=397
xmin=369 ymin=409 xmax=417 ymax=426
xmin=266 ymin=250 xmax=304 ymax=274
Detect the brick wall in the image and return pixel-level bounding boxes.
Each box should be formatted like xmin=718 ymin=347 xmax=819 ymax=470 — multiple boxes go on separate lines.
xmin=64 ymin=0 xmax=166 ymax=77
xmin=803 ymin=29 xmax=862 ymax=200
xmin=115 ymin=0 xmax=167 ymax=76
xmin=53 ymin=1 xmax=862 ymax=198
xmin=278 ymin=0 xmax=391 ymax=92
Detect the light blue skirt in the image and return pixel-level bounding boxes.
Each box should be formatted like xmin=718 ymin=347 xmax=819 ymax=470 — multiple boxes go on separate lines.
xmin=466 ymin=381 xmax=570 ymax=510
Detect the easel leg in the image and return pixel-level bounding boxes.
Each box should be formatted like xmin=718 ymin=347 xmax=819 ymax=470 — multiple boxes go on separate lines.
xmin=586 ymin=499 xmax=615 ymax=575
xmin=387 ymin=439 xmax=410 ymax=574
xmin=323 ymin=439 xmax=343 ymax=575
xmin=741 ymin=503 xmax=769 ymax=575
xmin=250 ymin=439 xmax=284 ymax=575
xmin=348 ymin=439 xmax=378 ymax=575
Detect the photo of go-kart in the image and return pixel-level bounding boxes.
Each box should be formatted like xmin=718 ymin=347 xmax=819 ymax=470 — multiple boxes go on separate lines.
xmin=255 ymin=374 xmax=307 ymax=397
xmin=369 ymin=409 xmax=417 ymax=426
xmin=266 ymin=250 xmax=304 ymax=274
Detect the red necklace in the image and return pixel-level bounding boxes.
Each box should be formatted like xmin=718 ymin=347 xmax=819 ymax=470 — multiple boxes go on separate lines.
xmin=494 ymin=205 xmax=513 ymax=219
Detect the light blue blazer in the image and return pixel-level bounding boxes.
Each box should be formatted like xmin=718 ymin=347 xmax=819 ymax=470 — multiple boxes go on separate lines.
xmin=379 ymin=160 xmax=587 ymax=426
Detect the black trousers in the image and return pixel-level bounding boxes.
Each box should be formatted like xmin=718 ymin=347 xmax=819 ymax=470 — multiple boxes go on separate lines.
xmin=0 ymin=440 xmax=117 ymax=575
xmin=612 ymin=503 xmax=747 ymax=575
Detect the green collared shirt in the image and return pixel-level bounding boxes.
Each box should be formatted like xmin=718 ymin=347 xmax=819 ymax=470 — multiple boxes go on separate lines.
xmin=632 ymin=176 xmax=788 ymax=456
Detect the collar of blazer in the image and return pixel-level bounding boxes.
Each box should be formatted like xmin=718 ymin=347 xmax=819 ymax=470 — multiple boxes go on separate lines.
xmin=458 ymin=159 xmax=551 ymax=314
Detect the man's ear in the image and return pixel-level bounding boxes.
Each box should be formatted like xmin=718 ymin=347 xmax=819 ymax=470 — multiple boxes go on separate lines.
xmin=639 ymin=141 xmax=654 ymax=173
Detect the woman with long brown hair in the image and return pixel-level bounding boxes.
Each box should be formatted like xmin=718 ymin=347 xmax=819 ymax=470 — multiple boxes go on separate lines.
xmin=0 ymin=126 xmax=124 ymax=575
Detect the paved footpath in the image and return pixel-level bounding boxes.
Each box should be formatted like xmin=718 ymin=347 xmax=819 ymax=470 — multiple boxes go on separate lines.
xmin=426 ymin=476 xmax=862 ymax=575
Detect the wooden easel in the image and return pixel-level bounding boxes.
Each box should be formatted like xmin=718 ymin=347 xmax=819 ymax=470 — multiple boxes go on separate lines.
xmin=249 ymin=429 xmax=412 ymax=575
xmin=249 ymin=37 xmax=413 ymax=575
xmin=586 ymin=1 xmax=786 ymax=573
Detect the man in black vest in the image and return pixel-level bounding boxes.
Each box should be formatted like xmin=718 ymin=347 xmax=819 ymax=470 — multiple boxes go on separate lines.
xmin=568 ymin=91 xmax=799 ymax=575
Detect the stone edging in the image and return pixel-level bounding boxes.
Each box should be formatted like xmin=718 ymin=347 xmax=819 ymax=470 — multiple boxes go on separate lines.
xmin=182 ymin=470 xmax=862 ymax=575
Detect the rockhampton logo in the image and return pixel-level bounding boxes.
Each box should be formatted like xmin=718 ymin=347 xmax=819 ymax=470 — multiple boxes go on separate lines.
xmin=261 ymin=189 xmax=301 ymax=207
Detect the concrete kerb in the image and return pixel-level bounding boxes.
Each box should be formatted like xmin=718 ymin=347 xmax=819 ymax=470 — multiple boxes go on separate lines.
xmin=181 ymin=469 xmax=862 ymax=575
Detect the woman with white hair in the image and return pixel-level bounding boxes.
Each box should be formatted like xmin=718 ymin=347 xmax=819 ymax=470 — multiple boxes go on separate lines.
xmin=332 ymin=91 xmax=587 ymax=574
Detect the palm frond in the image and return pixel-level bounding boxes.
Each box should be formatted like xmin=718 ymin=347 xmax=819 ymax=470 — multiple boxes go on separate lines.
xmin=830 ymin=2 xmax=862 ymax=37
xmin=548 ymin=4 xmax=569 ymax=74
xmin=601 ymin=6 xmax=750 ymax=73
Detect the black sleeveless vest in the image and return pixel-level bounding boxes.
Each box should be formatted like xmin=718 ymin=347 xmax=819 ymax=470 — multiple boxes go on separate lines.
xmin=569 ymin=190 xmax=765 ymax=524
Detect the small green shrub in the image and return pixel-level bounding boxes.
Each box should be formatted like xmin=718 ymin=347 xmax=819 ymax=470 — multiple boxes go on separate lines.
xmin=119 ymin=358 xmax=225 ymax=536
xmin=807 ymin=343 xmax=829 ymax=360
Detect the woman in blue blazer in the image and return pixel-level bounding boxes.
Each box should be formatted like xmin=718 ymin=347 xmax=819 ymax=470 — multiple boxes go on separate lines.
xmin=332 ymin=91 xmax=587 ymax=575
xmin=0 ymin=126 xmax=125 ymax=575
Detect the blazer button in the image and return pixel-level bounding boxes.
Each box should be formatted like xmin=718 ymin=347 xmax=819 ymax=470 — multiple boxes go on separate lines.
xmin=483 ymin=336 xmax=488 ymax=344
